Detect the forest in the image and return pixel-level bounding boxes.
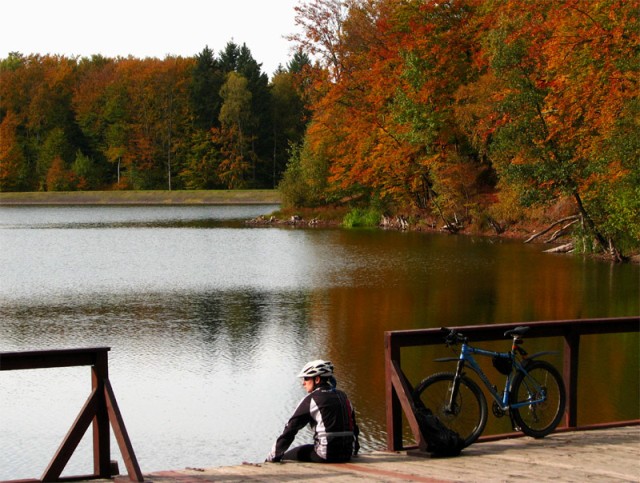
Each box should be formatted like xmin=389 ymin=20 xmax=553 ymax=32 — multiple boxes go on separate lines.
xmin=0 ymin=42 xmax=309 ymax=193
xmin=0 ymin=0 xmax=638 ymax=261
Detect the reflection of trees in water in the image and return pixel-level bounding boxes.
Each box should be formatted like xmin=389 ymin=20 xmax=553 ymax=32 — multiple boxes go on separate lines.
xmin=184 ymin=289 xmax=325 ymax=367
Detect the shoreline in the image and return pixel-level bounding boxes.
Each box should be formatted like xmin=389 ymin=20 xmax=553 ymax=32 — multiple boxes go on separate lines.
xmin=0 ymin=190 xmax=281 ymax=206
xmin=2 ymin=190 xmax=637 ymax=263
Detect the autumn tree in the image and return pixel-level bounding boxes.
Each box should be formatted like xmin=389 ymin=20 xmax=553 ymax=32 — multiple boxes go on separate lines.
xmin=0 ymin=111 xmax=28 ymax=191
xmin=284 ymin=0 xmax=482 ymax=227
xmin=290 ymin=0 xmax=350 ymax=81
xmin=46 ymin=156 xmax=74 ymax=191
xmin=466 ymin=0 xmax=639 ymax=259
xmin=381 ymin=0 xmax=482 ymax=227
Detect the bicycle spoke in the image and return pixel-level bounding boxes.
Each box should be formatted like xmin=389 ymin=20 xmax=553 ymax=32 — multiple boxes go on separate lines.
xmin=511 ymin=361 xmax=566 ymax=438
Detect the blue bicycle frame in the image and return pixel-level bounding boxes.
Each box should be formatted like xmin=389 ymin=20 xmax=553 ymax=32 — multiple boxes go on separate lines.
xmin=447 ymin=341 xmax=551 ymax=413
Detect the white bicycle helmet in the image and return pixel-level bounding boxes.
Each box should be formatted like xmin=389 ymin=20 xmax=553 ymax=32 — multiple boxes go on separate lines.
xmin=297 ymin=359 xmax=334 ymax=378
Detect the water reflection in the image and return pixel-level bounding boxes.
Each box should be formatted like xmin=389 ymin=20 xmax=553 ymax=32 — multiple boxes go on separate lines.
xmin=0 ymin=205 xmax=638 ymax=479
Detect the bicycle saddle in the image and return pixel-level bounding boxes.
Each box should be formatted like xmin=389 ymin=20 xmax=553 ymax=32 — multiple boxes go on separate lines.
xmin=504 ymin=326 xmax=530 ymax=338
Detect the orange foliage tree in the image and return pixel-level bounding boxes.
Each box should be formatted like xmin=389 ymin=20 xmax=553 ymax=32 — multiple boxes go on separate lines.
xmin=284 ymin=0 xmax=638 ymax=257
xmin=0 ymin=111 xmax=27 ymax=190
xmin=462 ymin=0 xmax=639 ymax=258
xmin=289 ymin=0 xmax=485 ymax=228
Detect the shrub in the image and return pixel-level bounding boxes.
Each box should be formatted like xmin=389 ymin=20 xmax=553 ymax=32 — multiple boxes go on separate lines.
xmin=342 ymin=207 xmax=382 ymax=228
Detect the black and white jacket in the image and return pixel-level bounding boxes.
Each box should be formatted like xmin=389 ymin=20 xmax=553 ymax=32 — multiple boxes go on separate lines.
xmin=268 ymin=382 xmax=360 ymax=462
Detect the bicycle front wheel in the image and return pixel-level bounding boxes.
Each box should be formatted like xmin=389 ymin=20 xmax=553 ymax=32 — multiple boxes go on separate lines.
xmin=510 ymin=360 xmax=566 ymax=438
xmin=414 ymin=372 xmax=487 ymax=447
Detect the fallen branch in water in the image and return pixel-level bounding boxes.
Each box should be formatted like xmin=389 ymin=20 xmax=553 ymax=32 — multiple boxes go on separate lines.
xmin=546 ymin=218 xmax=580 ymax=243
xmin=545 ymin=242 xmax=575 ymax=253
xmin=525 ymin=215 xmax=580 ymax=243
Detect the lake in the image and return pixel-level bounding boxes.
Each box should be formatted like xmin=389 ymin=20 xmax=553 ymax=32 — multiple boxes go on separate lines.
xmin=0 ymin=205 xmax=638 ymax=480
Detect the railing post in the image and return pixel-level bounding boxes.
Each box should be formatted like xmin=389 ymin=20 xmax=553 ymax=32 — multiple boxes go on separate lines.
xmin=93 ymin=350 xmax=111 ymax=477
xmin=385 ymin=333 xmax=403 ymax=451
xmin=0 ymin=347 xmax=142 ymax=482
xmin=563 ymin=327 xmax=580 ymax=428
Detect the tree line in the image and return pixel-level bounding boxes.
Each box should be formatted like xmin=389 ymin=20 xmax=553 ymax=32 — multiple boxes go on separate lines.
xmin=0 ymin=42 xmax=309 ymax=192
xmin=278 ymin=0 xmax=638 ymax=260
xmin=1 ymin=0 xmax=638 ymax=260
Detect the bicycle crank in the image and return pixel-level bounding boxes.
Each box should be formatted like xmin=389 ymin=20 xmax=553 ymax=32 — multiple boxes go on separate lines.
xmin=492 ymin=401 xmax=506 ymax=418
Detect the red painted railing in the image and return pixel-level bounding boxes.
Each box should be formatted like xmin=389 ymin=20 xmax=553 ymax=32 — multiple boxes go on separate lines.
xmin=384 ymin=316 xmax=640 ymax=451
xmin=0 ymin=347 xmax=143 ymax=482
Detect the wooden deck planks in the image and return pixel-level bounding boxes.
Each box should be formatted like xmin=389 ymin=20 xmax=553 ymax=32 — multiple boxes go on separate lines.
xmin=107 ymin=426 xmax=639 ymax=482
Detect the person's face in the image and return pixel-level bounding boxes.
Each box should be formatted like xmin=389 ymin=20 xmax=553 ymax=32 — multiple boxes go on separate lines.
xmin=302 ymin=377 xmax=317 ymax=393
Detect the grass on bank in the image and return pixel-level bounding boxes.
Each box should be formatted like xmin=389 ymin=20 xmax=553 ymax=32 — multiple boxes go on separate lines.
xmin=0 ymin=190 xmax=281 ymax=205
xmin=342 ymin=207 xmax=382 ymax=228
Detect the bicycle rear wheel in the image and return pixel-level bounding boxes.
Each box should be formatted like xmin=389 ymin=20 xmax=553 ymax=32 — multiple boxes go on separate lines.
xmin=414 ymin=372 xmax=487 ymax=447
xmin=510 ymin=360 xmax=566 ymax=438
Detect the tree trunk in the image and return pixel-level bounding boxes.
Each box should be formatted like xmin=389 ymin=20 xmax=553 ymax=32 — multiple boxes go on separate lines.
xmin=573 ymin=191 xmax=624 ymax=262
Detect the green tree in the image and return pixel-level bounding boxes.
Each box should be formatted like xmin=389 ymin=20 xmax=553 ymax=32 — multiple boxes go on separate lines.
xmin=216 ymin=72 xmax=254 ymax=188
xmin=38 ymin=127 xmax=73 ymax=190
xmin=278 ymin=133 xmax=330 ymax=208
xmin=287 ymin=49 xmax=311 ymax=74
xmin=219 ymin=41 xmax=241 ymax=73
xmin=270 ymin=71 xmax=307 ymax=187
xmin=73 ymin=56 xmax=119 ymax=187
xmin=180 ymin=129 xmax=222 ymax=189
xmin=190 ymin=46 xmax=224 ymax=131
xmin=71 ymin=150 xmax=101 ymax=190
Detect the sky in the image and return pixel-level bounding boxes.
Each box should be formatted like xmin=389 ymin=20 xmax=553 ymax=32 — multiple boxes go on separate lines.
xmin=0 ymin=0 xmax=301 ymax=76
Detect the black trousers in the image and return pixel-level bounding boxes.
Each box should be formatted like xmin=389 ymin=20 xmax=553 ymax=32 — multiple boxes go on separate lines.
xmin=282 ymin=444 xmax=351 ymax=463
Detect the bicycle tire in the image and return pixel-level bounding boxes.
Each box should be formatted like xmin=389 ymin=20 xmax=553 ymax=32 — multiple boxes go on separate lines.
xmin=414 ymin=372 xmax=488 ymax=448
xmin=510 ymin=360 xmax=566 ymax=438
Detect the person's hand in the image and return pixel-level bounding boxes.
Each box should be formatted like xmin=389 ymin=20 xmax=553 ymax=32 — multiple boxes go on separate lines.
xmin=265 ymin=452 xmax=282 ymax=463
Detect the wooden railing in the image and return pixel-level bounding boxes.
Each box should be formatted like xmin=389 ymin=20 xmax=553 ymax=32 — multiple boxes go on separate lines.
xmin=384 ymin=316 xmax=640 ymax=451
xmin=0 ymin=347 xmax=143 ymax=482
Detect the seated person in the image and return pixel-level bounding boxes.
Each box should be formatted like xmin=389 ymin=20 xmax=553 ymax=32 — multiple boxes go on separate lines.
xmin=266 ymin=359 xmax=360 ymax=463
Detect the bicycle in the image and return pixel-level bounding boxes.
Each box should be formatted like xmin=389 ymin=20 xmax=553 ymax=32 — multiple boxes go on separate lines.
xmin=414 ymin=326 xmax=566 ymax=448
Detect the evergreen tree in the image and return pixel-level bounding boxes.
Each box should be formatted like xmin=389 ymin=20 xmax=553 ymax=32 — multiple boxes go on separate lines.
xmin=190 ymin=46 xmax=224 ymax=130
xmin=219 ymin=41 xmax=240 ymax=73
xmin=287 ymin=50 xmax=311 ymax=74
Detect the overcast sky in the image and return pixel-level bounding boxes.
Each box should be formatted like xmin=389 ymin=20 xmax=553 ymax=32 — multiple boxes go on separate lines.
xmin=0 ymin=0 xmax=301 ymax=76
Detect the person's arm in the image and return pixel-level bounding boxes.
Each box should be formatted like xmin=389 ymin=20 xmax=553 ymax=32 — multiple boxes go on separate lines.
xmin=266 ymin=395 xmax=312 ymax=462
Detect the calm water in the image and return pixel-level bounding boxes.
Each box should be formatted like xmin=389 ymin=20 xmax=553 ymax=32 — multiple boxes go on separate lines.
xmin=0 ymin=205 xmax=638 ymax=479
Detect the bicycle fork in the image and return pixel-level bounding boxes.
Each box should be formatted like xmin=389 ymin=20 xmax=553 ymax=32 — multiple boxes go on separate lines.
xmin=444 ymin=358 xmax=466 ymax=415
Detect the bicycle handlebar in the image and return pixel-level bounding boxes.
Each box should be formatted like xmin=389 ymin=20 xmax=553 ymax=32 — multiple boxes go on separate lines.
xmin=440 ymin=327 xmax=467 ymax=346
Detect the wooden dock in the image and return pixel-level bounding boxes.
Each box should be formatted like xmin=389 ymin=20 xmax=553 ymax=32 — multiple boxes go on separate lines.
xmin=109 ymin=425 xmax=639 ymax=482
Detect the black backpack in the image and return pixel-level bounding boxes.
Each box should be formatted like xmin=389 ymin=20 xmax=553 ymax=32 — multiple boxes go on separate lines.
xmin=412 ymin=396 xmax=464 ymax=457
